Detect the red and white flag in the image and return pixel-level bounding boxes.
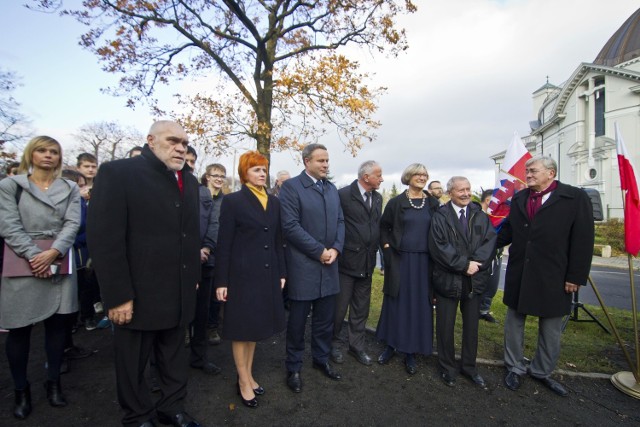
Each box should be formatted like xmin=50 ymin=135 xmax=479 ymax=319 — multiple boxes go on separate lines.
xmin=487 ymin=132 xmax=532 ymax=229
xmin=615 ymin=122 xmax=640 ymax=256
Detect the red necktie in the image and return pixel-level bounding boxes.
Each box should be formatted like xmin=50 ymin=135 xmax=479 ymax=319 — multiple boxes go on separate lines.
xmin=176 ymin=170 xmax=184 ymax=195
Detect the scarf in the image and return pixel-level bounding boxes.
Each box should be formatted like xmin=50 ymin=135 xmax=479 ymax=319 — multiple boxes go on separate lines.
xmin=527 ymin=180 xmax=558 ymax=220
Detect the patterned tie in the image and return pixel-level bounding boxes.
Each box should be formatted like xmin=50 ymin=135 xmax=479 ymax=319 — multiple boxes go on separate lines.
xmin=364 ymin=191 xmax=371 ymax=210
xmin=316 ymin=180 xmax=323 ymax=193
xmin=459 ymin=208 xmax=468 ymax=238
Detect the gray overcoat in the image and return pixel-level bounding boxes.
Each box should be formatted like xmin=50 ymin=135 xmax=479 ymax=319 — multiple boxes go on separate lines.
xmin=0 ymin=175 xmax=81 ymax=329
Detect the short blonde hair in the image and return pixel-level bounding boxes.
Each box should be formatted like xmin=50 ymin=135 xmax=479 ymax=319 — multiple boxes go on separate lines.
xmin=401 ymin=163 xmax=428 ymax=185
xmin=19 ymin=136 xmax=63 ymax=178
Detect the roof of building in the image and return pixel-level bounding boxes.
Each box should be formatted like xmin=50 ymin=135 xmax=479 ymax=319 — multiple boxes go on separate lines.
xmin=594 ymin=8 xmax=640 ymax=67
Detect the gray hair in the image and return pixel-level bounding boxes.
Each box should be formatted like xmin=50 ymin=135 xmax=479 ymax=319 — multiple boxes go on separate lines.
xmin=525 ymin=155 xmax=557 ymax=174
xmin=357 ymin=160 xmax=379 ymax=179
xmin=401 ymin=163 xmax=428 ymax=185
xmin=276 ymin=170 xmax=290 ymax=179
xmin=301 ymin=143 xmax=327 ymax=163
xmin=446 ymin=176 xmax=470 ymax=193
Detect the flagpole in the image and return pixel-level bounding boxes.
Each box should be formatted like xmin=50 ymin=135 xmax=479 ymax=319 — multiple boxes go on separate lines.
xmin=610 ymin=188 xmax=640 ymax=398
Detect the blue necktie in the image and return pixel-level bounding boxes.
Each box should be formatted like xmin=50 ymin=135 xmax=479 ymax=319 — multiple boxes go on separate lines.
xmin=316 ymin=180 xmax=323 ymax=193
xmin=459 ymin=208 xmax=469 ymax=238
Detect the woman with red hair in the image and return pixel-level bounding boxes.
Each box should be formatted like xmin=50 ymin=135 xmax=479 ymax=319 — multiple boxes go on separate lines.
xmin=215 ymin=151 xmax=286 ymax=408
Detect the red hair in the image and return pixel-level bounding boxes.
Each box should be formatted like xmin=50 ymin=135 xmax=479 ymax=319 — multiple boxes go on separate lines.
xmin=238 ymin=150 xmax=269 ymax=184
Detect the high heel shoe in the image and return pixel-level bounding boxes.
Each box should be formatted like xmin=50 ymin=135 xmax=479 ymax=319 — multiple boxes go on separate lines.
xmin=236 ymin=382 xmax=258 ymax=408
xmin=13 ymin=383 xmax=32 ymax=419
xmin=44 ymin=379 xmax=67 ymax=407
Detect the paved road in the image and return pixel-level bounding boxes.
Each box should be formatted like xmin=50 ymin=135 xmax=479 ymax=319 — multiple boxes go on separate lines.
xmin=498 ymin=261 xmax=640 ymax=311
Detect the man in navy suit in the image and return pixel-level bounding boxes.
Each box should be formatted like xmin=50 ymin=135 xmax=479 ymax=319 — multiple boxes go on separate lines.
xmin=279 ymin=143 xmax=345 ymax=393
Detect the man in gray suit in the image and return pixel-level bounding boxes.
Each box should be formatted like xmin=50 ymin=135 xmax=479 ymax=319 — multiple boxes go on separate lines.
xmin=279 ymin=143 xmax=345 ymax=393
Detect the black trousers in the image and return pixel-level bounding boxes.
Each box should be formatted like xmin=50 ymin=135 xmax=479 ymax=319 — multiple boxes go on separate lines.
xmin=285 ymin=294 xmax=336 ymax=372
xmin=190 ymin=268 xmax=213 ymax=366
xmin=436 ymin=292 xmax=480 ymax=377
xmin=114 ymin=325 xmax=188 ymax=427
xmin=332 ymin=273 xmax=372 ymax=352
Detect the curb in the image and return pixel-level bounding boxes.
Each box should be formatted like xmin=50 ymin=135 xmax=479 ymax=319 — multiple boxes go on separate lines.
xmin=363 ymin=325 xmax=612 ymax=380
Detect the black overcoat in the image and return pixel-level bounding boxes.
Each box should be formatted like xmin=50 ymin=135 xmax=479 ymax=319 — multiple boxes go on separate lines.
xmin=498 ymin=181 xmax=594 ymax=318
xmin=338 ymin=180 xmax=382 ymax=278
xmin=214 ymin=185 xmax=286 ymax=341
xmin=87 ymin=145 xmax=200 ymax=330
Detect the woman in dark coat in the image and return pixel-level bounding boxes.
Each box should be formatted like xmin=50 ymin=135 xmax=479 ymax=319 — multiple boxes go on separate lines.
xmin=376 ymin=163 xmax=439 ymax=375
xmin=215 ymin=151 xmax=286 ymax=408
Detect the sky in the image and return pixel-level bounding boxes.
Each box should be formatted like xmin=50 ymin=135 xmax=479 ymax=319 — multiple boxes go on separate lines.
xmin=1 ymin=1 xmax=638 ymax=192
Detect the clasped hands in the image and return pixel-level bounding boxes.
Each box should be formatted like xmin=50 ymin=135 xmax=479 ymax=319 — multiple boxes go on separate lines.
xmin=320 ymin=248 xmax=338 ymax=265
xmin=466 ymin=261 xmax=482 ymax=276
xmin=108 ymin=300 xmax=134 ymax=326
xmin=29 ymin=248 xmax=61 ymax=278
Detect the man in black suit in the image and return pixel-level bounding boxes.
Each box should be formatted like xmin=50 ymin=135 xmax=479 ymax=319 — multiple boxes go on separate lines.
xmin=331 ymin=161 xmax=383 ymax=366
xmin=88 ymin=121 xmax=201 ymax=427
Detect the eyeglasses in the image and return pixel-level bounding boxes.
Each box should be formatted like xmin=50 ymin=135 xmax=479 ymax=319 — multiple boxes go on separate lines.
xmin=525 ymin=168 xmax=547 ymax=175
xmin=430 ymin=187 xmax=443 ymax=191
xmin=207 ymin=174 xmax=226 ymax=179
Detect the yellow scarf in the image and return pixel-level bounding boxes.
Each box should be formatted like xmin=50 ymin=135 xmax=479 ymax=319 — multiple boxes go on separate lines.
xmin=246 ymin=183 xmax=268 ymax=210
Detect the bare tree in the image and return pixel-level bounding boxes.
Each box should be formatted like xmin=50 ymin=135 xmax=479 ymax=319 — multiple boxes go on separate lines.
xmin=72 ymin=121 xmax=144 ymax=163
xmin=0 ymin=69 xmax=31 ymax=146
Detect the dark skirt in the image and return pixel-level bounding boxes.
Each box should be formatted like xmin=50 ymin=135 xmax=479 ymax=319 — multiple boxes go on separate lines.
xmin=375 ymin=251 xmax=433 ymax=355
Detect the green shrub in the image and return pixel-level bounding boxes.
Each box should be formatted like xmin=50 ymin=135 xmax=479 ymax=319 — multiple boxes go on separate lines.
xmin=595 ymin=219 xmax=625 ymax=255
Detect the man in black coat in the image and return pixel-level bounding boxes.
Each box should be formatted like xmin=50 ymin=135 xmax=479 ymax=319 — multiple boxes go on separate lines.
xmin=428 ymin=176 xmax=496 ymax=389
xmin=88 ymin=121 xmax=201 ymax=427
xmin=331 ymin=161 xmax=383 ymax=366
xmin=498 ymin=155 xmax=594 ymax=397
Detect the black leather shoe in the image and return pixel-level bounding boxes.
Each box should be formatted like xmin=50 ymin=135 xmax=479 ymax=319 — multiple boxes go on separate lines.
xmin=13 ymin=383 xmax=32 ymax=419
xmin=253 ymin=385 xmax=265 ymax=395
xmin=504 ymin=371 xmax=522 ymax=391
xmin=312 ymin=361 xmax=342 ymax=380
xmin=236 ymin=383 xmax=258 ymax=408
xmin=377 ymin=346 xmax=395 ymax=365
xmin=287 ymin=371 xmax=302 ymax=393
xmin=404 ymin=354 xmax=417 ymax=375
xmin=348 ymin=348 xmax=372 ymax=366
xmin=139 ymin=421 xmax=156 ymax=427
xmin=532 ymin=376 xmax=568 ymax=397
xmin=479 ymin=313 xmax=498 ymax=324
xmin=157 ymin=411 xmax=201 ymax=427
xmin=44 ymin=379 xmax=67 ymax=407
xmin=441 ymin=372 xmax=456 ymax=387
xmin=330 ymin=347 xmax=344 ymax=364
xmin=462 ymin=371 xmax=487 ymax=389
xmin=190 ymin=361 xmax=222 ymax=375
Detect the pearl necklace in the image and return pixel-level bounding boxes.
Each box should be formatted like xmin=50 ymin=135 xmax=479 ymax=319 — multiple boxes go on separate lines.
xmin=405 ymin=189 xmax=426 ymax=209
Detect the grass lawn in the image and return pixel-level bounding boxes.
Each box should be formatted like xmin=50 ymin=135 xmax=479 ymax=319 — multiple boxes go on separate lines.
xmin=367 ymin=270 xmax=636 ymax=374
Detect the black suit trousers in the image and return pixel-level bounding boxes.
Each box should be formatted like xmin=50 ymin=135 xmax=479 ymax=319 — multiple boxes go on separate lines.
xmin=435 ymin=292 xmax=480 ymax=377
xmin=114 ymin=325 xmax=188 ymax=427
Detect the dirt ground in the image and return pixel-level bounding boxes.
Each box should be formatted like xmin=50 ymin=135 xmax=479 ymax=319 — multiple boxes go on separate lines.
xmin=1 ymin=322 xmax=639 ymax=427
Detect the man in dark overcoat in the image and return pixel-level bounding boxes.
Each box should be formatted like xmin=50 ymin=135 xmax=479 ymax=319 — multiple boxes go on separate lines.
xmin=87 ymin=120 xmax=201 ymax=427
xmin=331 ymin=160 xmax=383 ymax=366
xmin=279 ymin=143 xmax=345 ymax=393
xmin=498 ymin=155 xmax=594 ymax=397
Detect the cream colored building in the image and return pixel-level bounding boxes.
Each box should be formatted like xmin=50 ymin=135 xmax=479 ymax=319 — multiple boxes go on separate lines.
xmin=492 ymin=8 xmax=640 ymax=220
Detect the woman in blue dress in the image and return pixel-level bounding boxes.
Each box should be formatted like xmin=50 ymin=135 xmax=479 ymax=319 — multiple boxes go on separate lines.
xmin=376 ymin=163 xmax=440 ymax=374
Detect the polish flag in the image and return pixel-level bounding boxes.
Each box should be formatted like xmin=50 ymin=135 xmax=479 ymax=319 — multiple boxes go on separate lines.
xmin=615 ymin=122 xmax=640 ymax=256
xmin=487 ymin=132 xmax=532 ymax=229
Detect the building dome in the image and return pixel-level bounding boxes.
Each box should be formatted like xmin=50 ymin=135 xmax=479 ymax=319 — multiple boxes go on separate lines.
xmin=593 ymin=8 xmax=640 ymax=67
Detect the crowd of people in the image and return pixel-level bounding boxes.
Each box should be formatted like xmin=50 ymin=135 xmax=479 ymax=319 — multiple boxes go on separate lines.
xmin=0 ymin=120 xmax=594 ymax=426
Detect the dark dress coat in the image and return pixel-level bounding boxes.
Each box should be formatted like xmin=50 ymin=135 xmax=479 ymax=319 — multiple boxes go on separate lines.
xmin=214 ymin=185 xmax=286 ymax=341
xmin=198 ymin=185 xmax=219 ymax=270
xmin=380 ymin=191 xmax=439 ymax=297
xmin=497 ymin=181 xmax=594 ymax=318
xmin=279 ymin=171 xmax=345 ymax=300
xmin=428 ymin=202 xmax=497 ymax=299
xmin=87 ymin=145 xmax=200 ymax=330
xmin=338 ymin=180 xmax=382 ymax=278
